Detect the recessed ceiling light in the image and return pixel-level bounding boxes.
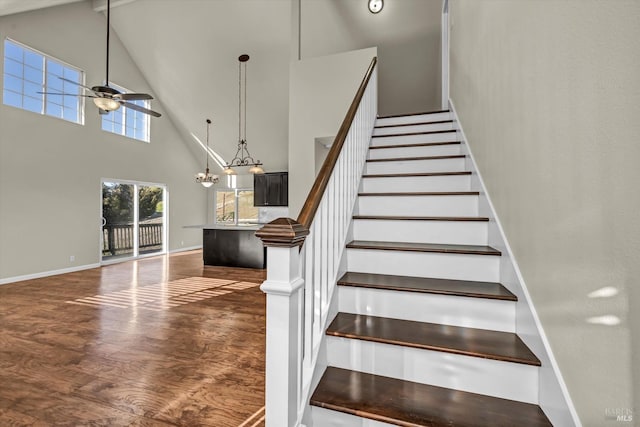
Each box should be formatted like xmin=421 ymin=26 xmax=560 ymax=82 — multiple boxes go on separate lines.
xmin=368 ymin=0 xmax=383 ymax=14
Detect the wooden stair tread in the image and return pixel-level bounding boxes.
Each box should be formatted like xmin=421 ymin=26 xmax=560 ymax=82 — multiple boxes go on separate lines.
xmin=327 ymin=313 xmax=538 ymax=365
xmin=359 ymin=191 xmax=480 ymax=197
xmin=338 ymin=272 xmax=516 ymax=301
xmin=375 ymin=119 xmax=454 ymax=129
xmin=372 ymin=129 xmax=457 ymax=138
xmin=366 ymin=154 xmax=465 ymax=162
xmin=369 ymin=141 xmax=460 ymax=150
xmin=377 ymin=109 xmax=450 ymax=119
xmin=353 ymin=215 xmax=488 ymax=222
xmin=311 ymin=367 xmax=552 ymax=426
xmin=347 ymin=240 xmax=501 ymax=256
xmin=363 ymin=171 xmax=471 ymax=178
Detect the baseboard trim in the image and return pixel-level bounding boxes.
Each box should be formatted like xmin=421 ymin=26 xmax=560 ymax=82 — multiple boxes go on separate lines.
xmin=0 ymin=247 xmax=203 ymax=286
xmin=169 ymin=245 xmax=202 ymax=254
xmin=0 ymin=263 xmax=101 ymax=286
xmin=448 ymin=98 xmax=581 ymax=427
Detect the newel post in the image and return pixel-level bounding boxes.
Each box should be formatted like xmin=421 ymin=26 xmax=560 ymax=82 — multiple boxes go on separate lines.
xmin=256 ymin=218 xmax=310 ymax=427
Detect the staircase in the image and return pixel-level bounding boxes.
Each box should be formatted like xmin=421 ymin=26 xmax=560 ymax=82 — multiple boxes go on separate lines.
xmin=308 ymin=110 xmax=553 ymax=426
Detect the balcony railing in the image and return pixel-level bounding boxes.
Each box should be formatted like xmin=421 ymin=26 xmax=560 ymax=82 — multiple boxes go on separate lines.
xmin=102 ymin=223 xmax=163 ymax=256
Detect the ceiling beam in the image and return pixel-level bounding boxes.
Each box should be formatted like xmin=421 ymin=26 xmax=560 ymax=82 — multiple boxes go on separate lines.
xmin=92 ymin=0 xmax=137 ymax=12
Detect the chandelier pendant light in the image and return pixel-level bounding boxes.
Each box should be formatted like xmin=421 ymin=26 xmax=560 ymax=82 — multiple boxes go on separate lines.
xmin=223 ymin=54 xmax=264 ymax=176
xmin=196 ymin=119 xmax=219 ymax=188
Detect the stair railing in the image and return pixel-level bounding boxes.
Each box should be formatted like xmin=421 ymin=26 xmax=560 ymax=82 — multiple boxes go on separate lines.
xmin=256 ymin=57 xmax=377 ymax=427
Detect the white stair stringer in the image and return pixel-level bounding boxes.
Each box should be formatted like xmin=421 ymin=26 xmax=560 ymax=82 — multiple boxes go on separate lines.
xmin=370 ymin=132 xmax=458 ymax=147
xmin=365 ymin=156 xmax=466 ymax=174
xmin=360 ymin=174 xmax=471 ymax=193
xmin=338 ymin=285 xmax=515 ymax=332
xmin=368 ymin=143 xmax=461 ymax=159
xmin=346 ymin=248 xmax=501 ymax=282
xmin=372 ymin=121 xmax=454 ymax=136
xmin=312 ymin=407 xmax=396 ymax=427
xmin=375 ymin=111 xmax=452 ymax=126
xmin=326 ymin=337 xmax=539 ymax=404
xmin=356 ymin=194 xmax=478 ymax=217
xmin=352 ymin=218 xmax=488 ymax=245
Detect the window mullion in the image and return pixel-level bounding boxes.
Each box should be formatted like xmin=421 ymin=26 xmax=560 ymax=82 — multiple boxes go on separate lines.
xmin=42 ymin=57 xmax=47 ymax=115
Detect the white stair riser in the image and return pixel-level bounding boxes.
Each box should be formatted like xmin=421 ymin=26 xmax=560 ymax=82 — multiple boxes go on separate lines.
xmin=373 ymin=121 xmax=454 ymax=136
xmin=360 ymin=175 xmax=471 ymax=193
xmin=326 ymin=338 xmax=539 ymax=404
xmin=357 ymin=195 xmax=478 ymax=217
xmin=376 ymin=112 xmax=452 ymax=126
xmin=365 ymin=157 xmax=466 ymax=174
xmin=352 ymin=219 xmax=488 ymax=246
xmin=312 ymin=407 xmax=396 ymax=427
xmin=371 ymin=132 xmax=457 ymax=147
xmin=339 ymin=286 xmax=515 ymax=332
xmin=347 ymin=249 xmax=501 ymax=282
xmin=368 ymin=144 xmax=461 ymax=159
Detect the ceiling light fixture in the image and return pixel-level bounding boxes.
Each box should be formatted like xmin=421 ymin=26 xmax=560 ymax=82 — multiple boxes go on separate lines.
xmin=196 ymin=118 xmax=219 ymax=188
xmin=368 ymin=0 xmax=384 ymax=14
xmin=93 ymin=95 xmax=120 ymax=112
xmin=223 ymin=54 xmax=264 ymax=176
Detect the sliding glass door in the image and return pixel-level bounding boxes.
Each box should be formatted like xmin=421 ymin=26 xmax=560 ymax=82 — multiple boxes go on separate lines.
xmin=101 ymin=180 xmax=166 ymax=263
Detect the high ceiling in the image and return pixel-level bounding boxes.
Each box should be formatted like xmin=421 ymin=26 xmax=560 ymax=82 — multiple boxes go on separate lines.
xmin=0 ymin=0 xmax=440 ymax=172
xmin=1 ymin=0 xmax=291 ymax=173
xmin=107 ymin=0 xmax=291 ymax=171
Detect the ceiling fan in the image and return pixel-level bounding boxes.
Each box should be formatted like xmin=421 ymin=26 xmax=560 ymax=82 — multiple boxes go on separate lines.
xmin=39 ymin=0 xmax=161 ymax=117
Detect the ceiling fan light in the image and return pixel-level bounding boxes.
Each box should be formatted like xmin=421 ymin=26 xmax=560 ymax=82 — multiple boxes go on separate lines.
xmin=200 ymin=181 xmax=215 ymax=188
xmin=249 ymin=164 xmax=264 ymax=174
xmin=93 ymin=96 xmax=120 ymax=111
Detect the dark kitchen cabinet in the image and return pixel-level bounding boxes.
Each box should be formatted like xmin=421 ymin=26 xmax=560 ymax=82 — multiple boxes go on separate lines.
xmin=254 ymin=172 xmax=288 ymax=206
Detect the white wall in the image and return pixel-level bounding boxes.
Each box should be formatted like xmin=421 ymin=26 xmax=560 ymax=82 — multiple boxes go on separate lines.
xmin=299 ymin=0 xmax=441 ymax=116
xmin=449 ymin=1 xmax=640 ymax=425
xmin=288 ymin=47 xmax=377 ymax=217
xmin=0 ymin=2 xmax=206 ymax=281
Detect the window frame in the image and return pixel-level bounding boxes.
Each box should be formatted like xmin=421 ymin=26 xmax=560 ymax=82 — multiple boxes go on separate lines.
xmin=100 ymin=82 xmax=151 ymax=143
xmin=3 ymin=37 xmax=85 ymax=125
xmin=215 ymin=187 xmax=258 ymax=225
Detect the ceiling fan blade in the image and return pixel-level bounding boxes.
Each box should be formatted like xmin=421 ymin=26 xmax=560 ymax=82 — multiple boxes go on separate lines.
xmin=121 ymin=101 xmax=162 ymax=118
xmin=58 ymin=76 xmax=94 ymax=91
xmin=115 ymin=93 xmax=153 ymax=101
xmin=37 ymin=91 xmax=96 ymax=98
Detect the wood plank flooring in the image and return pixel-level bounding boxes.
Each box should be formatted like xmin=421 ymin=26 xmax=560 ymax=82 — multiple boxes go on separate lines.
xmin=0 ymin=250 xmax=266 ymax=427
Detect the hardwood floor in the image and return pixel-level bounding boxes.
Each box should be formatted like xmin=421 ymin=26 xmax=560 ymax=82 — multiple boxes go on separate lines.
xmin=0 ymin=250 xmax=267 ymax=427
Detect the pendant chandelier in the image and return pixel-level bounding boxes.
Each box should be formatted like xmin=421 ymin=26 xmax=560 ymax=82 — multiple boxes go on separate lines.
xmin=223 ymin=54 xmax=264 ymax=175
xmin=195 ymin=118 xmax=219 ymax=188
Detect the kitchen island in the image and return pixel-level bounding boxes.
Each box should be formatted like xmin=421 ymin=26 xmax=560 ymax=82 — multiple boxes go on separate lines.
xmin=200 ymin=224 xmax=265 ymax=269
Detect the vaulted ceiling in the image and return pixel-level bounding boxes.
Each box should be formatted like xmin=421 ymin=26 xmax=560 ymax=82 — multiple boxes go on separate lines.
xmin=0 ymin=0 xmax=441 ymax=173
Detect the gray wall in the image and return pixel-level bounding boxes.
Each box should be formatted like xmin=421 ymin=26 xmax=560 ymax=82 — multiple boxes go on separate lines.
xmin=0 ymin=2 xmax=206 ymax=281
xmin=299 ymin=0 xmax=442 ymax=116
xmin=288 ymin=47 xmax=377 ymax=217
xmin=449 ymin=1 xmax=640 ymax=425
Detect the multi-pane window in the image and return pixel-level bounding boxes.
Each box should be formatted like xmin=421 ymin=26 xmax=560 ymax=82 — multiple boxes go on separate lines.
xmin=101 ymin=84 xmax=150 ymax=142
xmin=215 ymin=189 xmax=259 ymax=225
xmin=3 ymin=38 xmax=83 ymax=124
